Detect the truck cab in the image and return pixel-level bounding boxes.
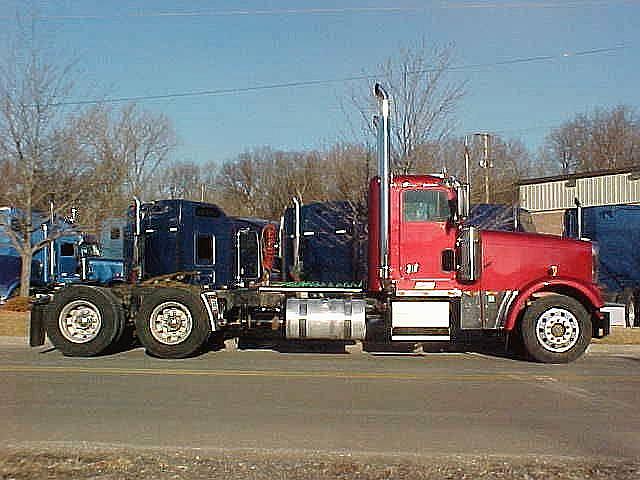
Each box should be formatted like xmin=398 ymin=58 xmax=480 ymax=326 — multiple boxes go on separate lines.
xmin=0 ymin=208 xmax=124 ymax=302
xmin=124 ymin=199 xmax=269 ymax=287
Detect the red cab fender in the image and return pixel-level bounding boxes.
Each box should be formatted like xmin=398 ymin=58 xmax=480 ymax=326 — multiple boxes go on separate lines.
xmin=504 ymin=277 xmax=604 ymax=331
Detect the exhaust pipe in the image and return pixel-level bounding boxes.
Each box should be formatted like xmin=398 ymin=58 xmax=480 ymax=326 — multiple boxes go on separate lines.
xmin=133 ymin=196 xmax=143 ymax=280
xmin=574 ymin=197 xmax=583 ymax=239
xmin=49 ymin=200 xmax=55 ymax=281
xmin=374 ymin=83 xmax=391 ymax=283
xmin=292 ymin=196 xmax=301 ymax=276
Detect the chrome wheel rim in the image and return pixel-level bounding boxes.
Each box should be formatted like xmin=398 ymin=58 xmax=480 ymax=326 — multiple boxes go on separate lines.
xmin=58 ymin=300 xmax=102 ymax=344
xmin=535 ymin=307 xmax=580 ymax=353
xmin=149 ymin=302 xmax=193 ymax=345
xmin=628 ymin=300 xmax=636 ymax=327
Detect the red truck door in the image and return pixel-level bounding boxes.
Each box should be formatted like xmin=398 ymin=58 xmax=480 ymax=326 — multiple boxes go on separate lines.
xmin=397 ymin=188 xmax=457 ymax=290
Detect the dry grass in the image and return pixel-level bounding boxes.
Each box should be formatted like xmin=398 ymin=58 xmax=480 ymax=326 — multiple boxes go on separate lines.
xmin=0 ymin=310 xmax=28 ymax=337
xmin=593 ymin=326 xmax=640 ymax=345
xmin=1 ymin=447 xmax=639 ymax=480
xmin=2 ymin=296 xmax=31 ymax=312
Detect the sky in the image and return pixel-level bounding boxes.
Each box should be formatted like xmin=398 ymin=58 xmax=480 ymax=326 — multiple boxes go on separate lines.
xmin=0 ymin=0 xmax=638 ymax=166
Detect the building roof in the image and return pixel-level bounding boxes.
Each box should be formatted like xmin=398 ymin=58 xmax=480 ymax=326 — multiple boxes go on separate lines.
xmin=518 ymin=166 xmax=640 ymax=186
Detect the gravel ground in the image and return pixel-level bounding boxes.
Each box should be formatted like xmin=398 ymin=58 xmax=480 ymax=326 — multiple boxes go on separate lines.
xmin=1 ymin=446 xmax=639 ymax=480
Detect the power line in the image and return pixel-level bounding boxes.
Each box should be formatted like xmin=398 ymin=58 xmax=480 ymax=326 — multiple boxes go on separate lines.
xmin=49 ymin=45 xmax=629 ymax=107
xmin=2 ymin=2 xmax=638 ymax=21
xmin=0 ymin=7 xmax=425 ymax=21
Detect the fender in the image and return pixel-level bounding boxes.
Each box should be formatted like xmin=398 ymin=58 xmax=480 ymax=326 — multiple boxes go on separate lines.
xmin=504 ymin=277 xmax=603 ymax=331
xmin=0 ymin=281 xmax=20 ymax=302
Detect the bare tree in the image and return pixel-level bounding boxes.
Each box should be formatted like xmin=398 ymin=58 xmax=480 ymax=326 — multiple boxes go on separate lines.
xmin=212 ymin=144 xmax=374 ymax=220
xmin=542 ymin=105 xmax=640 ymax=174
xmin=0 ymin=31 xmax=93 ymax=296
xmin=323 ymin=142 xmax=374 ymax=206
xmin=68 ymin=103 xmax=177 ymax=231
xmin=347 ymin=41 xmax=466 ymax=174
xmin=428 ymin=136 xmax=534 ymax=204
xmin=156 ymin=160 xmax=204 ymax=200
xmin=0 ymin=22 xmax=177 ymax=297
xmin=113 ymin=104 xmax=176 ymax=199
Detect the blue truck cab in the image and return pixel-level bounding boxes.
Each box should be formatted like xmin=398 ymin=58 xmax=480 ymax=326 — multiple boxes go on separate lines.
xmin=0 ymin=207 xmax=124 ymax=302
xmin=565 ymin=204 xmax=640 ymax=327
xmin=125 ymin=199 xmax=268 ymax=287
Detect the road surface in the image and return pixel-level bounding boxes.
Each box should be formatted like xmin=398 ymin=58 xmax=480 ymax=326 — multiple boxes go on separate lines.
xmin=1 ymin=342 xmax=638 ymax=461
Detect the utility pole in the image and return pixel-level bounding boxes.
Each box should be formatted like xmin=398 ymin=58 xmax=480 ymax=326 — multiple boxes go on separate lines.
xmin=475 ymin=133 xmax=492 ymax=203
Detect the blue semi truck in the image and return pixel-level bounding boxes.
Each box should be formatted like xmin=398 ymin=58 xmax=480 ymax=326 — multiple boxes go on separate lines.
xmin=459 ymin=203 xmax=638 ymax=327
xmin=0 ymin=207 xmax=124 ymax=302
xmin=121 ymin=199 xmax=270 ymax=286
xmin=565 ymin=204 xmax=640 ymax=327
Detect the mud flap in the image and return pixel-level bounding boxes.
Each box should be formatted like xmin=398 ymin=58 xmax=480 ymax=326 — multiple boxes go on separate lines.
xmin=29 ymin=299 xmax=49 ymax=347
xmin=593 ymin=310 xmax=611 ymax=338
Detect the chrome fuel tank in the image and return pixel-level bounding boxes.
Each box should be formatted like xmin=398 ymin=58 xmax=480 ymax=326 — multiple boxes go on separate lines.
xmin=285 ymin=298 xmax=366 ymax=340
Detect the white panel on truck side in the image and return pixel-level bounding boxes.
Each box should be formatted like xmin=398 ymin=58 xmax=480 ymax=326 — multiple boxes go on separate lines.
xmin=391 ymin=301 xmax=450 ymax=341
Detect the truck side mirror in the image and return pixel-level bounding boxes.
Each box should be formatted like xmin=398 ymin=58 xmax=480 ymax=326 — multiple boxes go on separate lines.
xmin=456 ymin=226 xmax=481 ymax=283
xmin=456 ymin=184 xmax=470 ymax=221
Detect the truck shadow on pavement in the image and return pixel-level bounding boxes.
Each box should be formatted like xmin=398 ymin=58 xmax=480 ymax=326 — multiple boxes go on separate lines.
xmin=204 ymin=335 xmax=527 ymax=361
xmin=35 ymin=332 xmax=526 ymax=360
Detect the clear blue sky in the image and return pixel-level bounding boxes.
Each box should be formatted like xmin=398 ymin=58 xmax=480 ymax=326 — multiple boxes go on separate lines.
xmin=1 ymin=1 xmax=637 ymax=165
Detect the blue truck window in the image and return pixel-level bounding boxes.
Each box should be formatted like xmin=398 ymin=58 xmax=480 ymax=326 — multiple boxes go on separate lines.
xmin=239 ymin=230 xmax=259 ymax=278
xmin=60 ymin=242 xmax=75 ymax=257
xmin=196 ymin=234 xmax=215 ymax=265
xmin=195 ymin=206 xmax=222 ymax=218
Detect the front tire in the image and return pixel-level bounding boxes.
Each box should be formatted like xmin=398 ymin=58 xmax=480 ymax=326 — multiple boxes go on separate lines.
xmin=521 ymin=294 xmax=592 ymax=363
xmin=45 ymin=285 xmax=125 ymax=356
xmin=135 ymin=288 xmax=211 ymax=358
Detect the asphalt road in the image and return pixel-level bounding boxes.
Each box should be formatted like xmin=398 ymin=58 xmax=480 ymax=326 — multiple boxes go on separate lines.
xmin=1 ymin=343 xmax=639 ymax=460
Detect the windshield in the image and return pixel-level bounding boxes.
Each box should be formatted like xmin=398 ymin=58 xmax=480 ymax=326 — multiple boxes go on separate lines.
xmin=403 ymin=190 xmax=450 ymax=222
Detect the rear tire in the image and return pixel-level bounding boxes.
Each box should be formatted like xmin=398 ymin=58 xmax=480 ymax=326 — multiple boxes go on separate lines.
xmin=521 ymin=294 xmax=591 ymax=363
xmin=618 ymin=289 xmax=638 ymax=328
xmin=45 ymin=285 xmax=125 ymax=356
xmin=135 ymin=288 xmax=211 ymax=358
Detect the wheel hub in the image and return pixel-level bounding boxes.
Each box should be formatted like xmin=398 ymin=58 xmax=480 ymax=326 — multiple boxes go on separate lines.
xmin=535 ymin=307 xmax=580 ymax=353
xmin=58 ymin=301 xmax=102 ymax=344
xmin=150 ymin=302 xmax=193 ymax=345
xmin=550 ymin=323 xmax=566 ymax=337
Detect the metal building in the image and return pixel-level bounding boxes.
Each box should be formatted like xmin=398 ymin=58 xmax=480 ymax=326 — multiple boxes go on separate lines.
xmin=518 ymin=168 xmax=640 ymax=235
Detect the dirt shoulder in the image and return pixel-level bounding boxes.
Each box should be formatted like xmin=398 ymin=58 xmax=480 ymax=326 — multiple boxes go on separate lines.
xmin=592 ymin=326 xmax=640 ymax=345
xmin=1 ymin=446 xmax=638 ymax=480
xmin=0 ymin=310 xmax=28 ymax=337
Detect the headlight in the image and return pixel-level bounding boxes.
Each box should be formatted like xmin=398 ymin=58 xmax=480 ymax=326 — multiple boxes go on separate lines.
xmin=591 ymin=242 xmax=599 ymax=283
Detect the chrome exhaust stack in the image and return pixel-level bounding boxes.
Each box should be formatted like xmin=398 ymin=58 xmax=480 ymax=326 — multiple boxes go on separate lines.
xmin=374 ymin=83 xmax=391 ymax=283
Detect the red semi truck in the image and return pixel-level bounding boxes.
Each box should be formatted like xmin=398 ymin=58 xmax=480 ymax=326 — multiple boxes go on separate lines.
xmin=30 ymin=85 xmax=609 ymax=363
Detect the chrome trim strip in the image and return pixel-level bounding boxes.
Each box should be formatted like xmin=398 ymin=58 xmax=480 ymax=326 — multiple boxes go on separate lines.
xmin=200 ymin=292 xmax=219 ymax=331
xmin=395 ymin=289 xmax=462 ymax=297
xmin=259 ymin=286 xmax=363 ymax=293
xmin=496 ymin=290 xmax=519 ymax=329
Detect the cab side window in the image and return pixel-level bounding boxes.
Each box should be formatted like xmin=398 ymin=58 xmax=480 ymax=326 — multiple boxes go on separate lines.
xmin=195 ymin=234 xmax=215 ymax=265
xmin=403 ymin=190 xmax=450 ymax=222
xmin=60 ymin=242 xmax=75 ymax=257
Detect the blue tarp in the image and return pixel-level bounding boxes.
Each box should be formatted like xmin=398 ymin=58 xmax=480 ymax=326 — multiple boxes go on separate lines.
xmin=565 ymin=205 xmax=640 ymax=292
xmin=283 ymin=201 xmax=367 ymax=285
xmin=466 ymin=204 xmax=532 ymax=232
